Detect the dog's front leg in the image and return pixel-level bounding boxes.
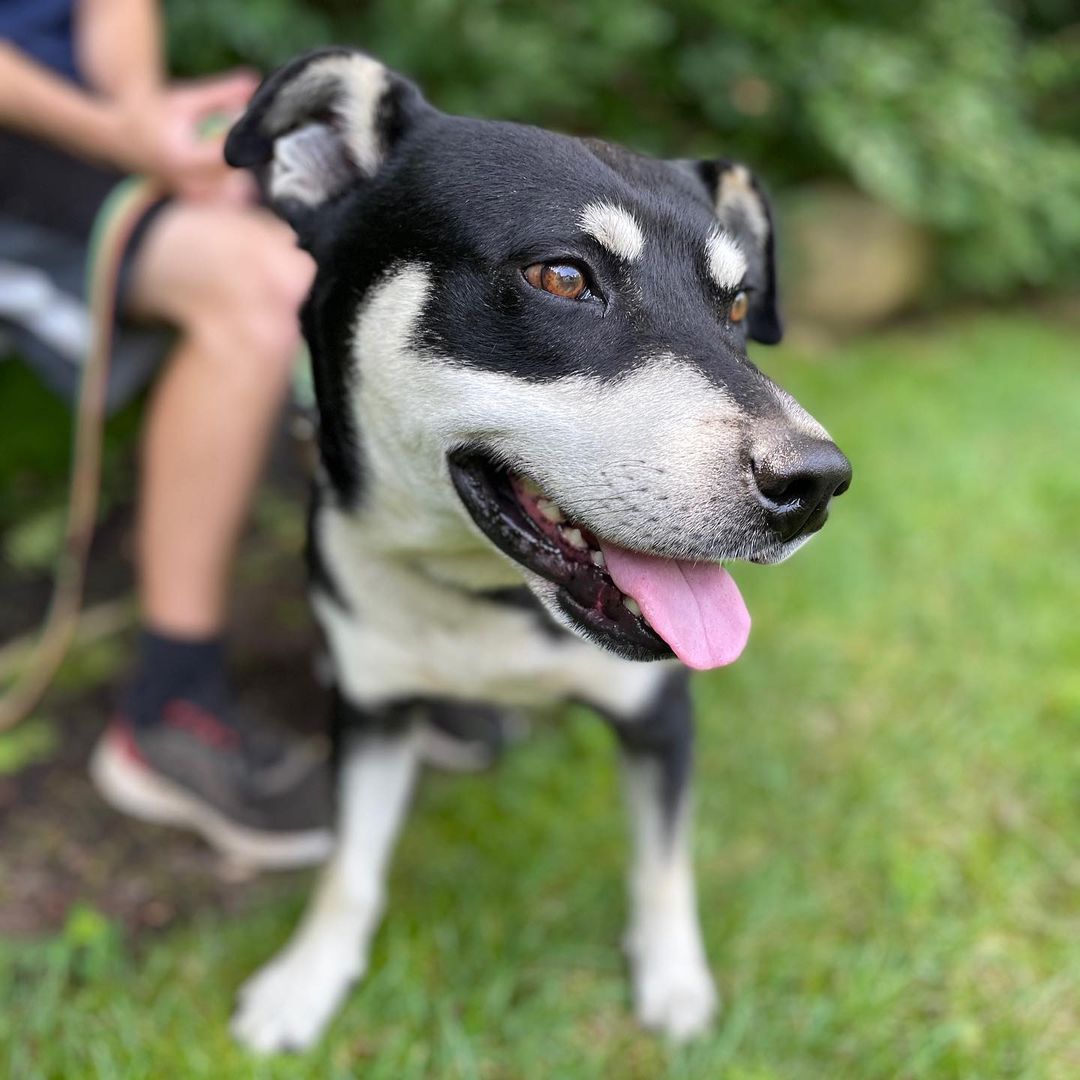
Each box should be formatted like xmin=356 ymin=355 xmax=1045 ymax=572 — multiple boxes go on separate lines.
xmin=232 ymin=705 xmax=420 ymax=1054
xmin=608 ymin=670 xmax=718 ymax=1041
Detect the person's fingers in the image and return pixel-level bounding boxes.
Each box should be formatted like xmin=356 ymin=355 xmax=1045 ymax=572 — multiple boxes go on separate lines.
xmin=170 ymin=154 xmax=256 ymax=206
xmin=175 ymin=69 xmax=260 ymax=117
xmin=164 ymin=129 xmax=230 ymax=177
xmin=149 ymin=78 xmax=264 ymax=192
xmin=184 ymin=133 xmax=228 ymax=164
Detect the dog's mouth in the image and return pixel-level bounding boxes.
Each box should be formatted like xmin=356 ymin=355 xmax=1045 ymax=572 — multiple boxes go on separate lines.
xmin=448 ymin=451 xmax=751 ymax=668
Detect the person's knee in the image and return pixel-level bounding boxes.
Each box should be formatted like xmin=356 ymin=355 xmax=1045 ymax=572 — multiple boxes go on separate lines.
xmin=182 ymin=216 xmax=314 ymax=368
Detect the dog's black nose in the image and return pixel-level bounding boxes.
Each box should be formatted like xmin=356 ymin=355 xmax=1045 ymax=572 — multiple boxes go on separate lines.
xmin=751 ymin=436 xmax=851 ymax=542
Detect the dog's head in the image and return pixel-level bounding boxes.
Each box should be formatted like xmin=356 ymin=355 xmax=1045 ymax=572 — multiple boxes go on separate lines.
xmin=227 ymin=48 xmax=851 ymax=669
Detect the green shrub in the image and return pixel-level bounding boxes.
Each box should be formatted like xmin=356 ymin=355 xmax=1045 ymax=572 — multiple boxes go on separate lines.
xmin=166 ymin=0 xmax=1080 ymax=296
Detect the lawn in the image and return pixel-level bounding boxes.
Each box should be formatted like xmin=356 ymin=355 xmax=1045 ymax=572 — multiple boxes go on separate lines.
xmin=2 ymin=311 xmax=1078 ymax=1078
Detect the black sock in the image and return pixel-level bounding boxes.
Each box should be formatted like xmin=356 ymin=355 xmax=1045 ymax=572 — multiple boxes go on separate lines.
xmin=123 ymin=628 xmax=232 ymax=729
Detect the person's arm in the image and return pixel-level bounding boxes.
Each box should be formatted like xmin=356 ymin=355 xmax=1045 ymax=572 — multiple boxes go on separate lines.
xmin=0 ymin=40 xmax=132 ymax=166
xmin=0 ymin=34 xmax=256 ymax=198
xmin=73 ymin=0 xmax=256 ymax=197
xmin=75 ymin=0 xmax=164 ymax=103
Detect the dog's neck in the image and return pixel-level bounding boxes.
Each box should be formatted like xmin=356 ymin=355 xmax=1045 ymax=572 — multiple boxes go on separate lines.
xmin=317 ymin=467 xmax=523 ymax=598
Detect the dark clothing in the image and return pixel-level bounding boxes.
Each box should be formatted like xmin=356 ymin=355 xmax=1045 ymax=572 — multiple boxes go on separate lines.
xmin=124 ymin=629 xmax=231 ymax=731
xmin=0 ymin=0 xmax=80 ymax=84
xmin=0 ymin=1 xmax=172 ymax=410
xmin=0 ymin=130 xmax=172 ymax=409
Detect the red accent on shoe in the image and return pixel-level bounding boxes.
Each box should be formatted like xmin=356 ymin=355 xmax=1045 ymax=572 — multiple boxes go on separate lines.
xmin=162 ymin=699 xmax=241 ymax=748
xmin=110 ymin=716 xmax=149 ymax=766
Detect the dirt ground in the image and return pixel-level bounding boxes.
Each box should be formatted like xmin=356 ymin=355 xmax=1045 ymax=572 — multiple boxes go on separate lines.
xmin=0 ymin=476 xmax=329 ymax=937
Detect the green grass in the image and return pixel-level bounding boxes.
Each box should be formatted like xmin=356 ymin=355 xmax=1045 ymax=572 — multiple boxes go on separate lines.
xmin=3 ymin=311 xmax=1079 ymax=1078
xmin=0 ymin=359 xmax=142 ymax=532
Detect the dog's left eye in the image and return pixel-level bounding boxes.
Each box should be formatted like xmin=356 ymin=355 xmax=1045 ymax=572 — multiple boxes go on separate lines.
xmin=523 ymin=263 xmax=589 ymax=300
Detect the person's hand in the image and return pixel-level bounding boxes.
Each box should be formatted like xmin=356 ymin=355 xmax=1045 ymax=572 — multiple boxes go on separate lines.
xmin=111 ymin=70 xmax=259 ymax=203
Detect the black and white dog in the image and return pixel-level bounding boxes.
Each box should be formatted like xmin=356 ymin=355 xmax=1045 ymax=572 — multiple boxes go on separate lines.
xmin=224 ymin=48 xmax=850 ymax=1052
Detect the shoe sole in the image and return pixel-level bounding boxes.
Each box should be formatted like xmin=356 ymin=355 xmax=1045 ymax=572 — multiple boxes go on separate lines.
xmin=89 ymin=731 xmax=333 ymax=870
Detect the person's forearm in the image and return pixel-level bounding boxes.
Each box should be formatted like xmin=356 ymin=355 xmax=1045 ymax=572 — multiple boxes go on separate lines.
xmin=75 ymin=0 xmax=164 ymax=101
xmin=0 ymin=41 xmax=128 ymax=166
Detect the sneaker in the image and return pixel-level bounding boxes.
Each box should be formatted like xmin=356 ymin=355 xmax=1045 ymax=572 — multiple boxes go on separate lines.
xmin=90 ymin=701 xmax=333 ymax=869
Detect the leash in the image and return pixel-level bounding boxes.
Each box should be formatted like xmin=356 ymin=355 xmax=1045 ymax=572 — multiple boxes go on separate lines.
xmin=0 ymin=177 xmax=162 ymax=731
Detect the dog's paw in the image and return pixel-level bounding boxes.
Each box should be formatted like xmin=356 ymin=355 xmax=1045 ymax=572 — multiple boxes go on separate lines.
xmin=631 ymin=949 xmax=719 ymax=1042
xmin=231 ymin=943 xmax=362 ymax=1054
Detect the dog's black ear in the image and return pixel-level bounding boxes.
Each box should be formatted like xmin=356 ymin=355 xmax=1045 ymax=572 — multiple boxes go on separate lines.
xmin=225 ymin=47 xmax=430 ymax=237
xmin=688 ymin=160 xmax=781 ymax=344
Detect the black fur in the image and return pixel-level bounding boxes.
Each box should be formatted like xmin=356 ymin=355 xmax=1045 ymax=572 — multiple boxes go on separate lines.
xmin=333 ymin=692 xmax=512 ymax=757
xmin=300 ymin=277 xmax=366 ymax=506
xmin=602 ymin=668 xmax=695 ymax=830
xmin=331 ymin=691 xmax=415 ymax=743
xmin=476 ymin=585 xmax=569 ymax=640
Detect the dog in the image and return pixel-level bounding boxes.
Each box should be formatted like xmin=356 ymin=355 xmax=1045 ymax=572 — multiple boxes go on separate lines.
xmin=223 ymin=47 xmax=851 ymax=1053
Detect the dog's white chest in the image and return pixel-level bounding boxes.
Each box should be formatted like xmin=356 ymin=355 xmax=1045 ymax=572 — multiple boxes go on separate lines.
xmin=312 ymin=505 xmax=668 ymax=717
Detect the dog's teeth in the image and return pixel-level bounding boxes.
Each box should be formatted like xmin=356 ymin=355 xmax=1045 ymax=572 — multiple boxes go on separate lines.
xmin=519 ymin=476 xmax=542 ymax=497
xmin=622 ymin=596 xmax=642 ymax=617
xmin=591 ymin=549 xmax=606 ymax=567
xmin=562 ymin=527 xmax=587 ymax=550
xmin=537 ymin=498 xmax=565 ymax=524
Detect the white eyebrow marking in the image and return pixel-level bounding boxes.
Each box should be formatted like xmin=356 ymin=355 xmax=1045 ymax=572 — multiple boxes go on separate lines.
xmin=578 ymin=201 xmax=645 ymax=262
xmin=705 ymin=228 xmax=748 ymax=290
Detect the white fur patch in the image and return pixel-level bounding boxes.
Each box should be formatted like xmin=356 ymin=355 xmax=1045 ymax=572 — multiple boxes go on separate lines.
xmin=579 ymin=201 xmax=645 ymax=262
xmin=705 ymin=229 xmax=747 ymax=291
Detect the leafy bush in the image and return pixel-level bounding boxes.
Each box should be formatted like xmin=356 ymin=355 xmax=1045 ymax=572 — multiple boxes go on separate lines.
xmin=166 ymin=0 xmax=1080 ymax=296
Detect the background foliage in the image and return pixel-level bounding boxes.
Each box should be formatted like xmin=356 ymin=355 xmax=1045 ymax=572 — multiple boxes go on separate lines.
xmin=166 ymin=0 xmax=1080 ymax=297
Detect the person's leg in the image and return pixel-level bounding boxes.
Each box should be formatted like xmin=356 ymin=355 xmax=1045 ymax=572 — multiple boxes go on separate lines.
xmin=126 ymin=202 xmax=315 ymax=636
xmin=88 ymin=202 xmax=333 ymax=867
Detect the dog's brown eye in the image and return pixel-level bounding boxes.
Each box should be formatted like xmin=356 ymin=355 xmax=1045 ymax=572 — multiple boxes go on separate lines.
xmin=730 ymin=290 xmax=749 ymax=323
xmin=524 ymin=263 xmax=588 ymax=300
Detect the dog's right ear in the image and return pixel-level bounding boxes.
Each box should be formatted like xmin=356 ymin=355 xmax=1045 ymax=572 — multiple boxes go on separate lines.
xmin=681 ymin=159 xmax=782 ymax=345
xmin=225 ymin=47 xmax=430 ymax=237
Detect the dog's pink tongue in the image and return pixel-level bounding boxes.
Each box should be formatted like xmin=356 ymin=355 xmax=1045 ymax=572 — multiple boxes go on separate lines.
xmin=599 ymin=543 xmax=751 ymax=670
